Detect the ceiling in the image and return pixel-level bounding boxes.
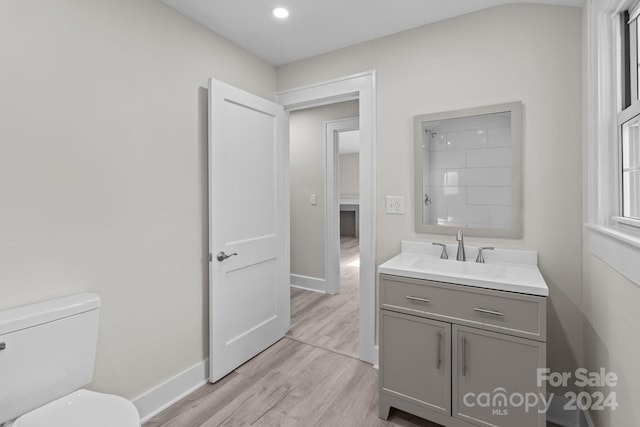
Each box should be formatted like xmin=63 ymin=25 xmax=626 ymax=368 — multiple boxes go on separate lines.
xmin=160 ymin=0 xmax=583 ymax=66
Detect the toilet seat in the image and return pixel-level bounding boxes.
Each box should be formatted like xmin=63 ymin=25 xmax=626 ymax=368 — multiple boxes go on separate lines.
xmin=12 ymin=389 xmax=140 ymax=427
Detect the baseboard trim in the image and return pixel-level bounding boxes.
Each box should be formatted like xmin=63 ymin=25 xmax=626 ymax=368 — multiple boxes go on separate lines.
xmin=290 ymin=274 xmax=327 ymax=293
xmin=546 ymin=393 xmax=591 ymax=427
xmin=132 ymin=359 xmax=209 ymax=423
xmin=372 ymin=345 xmax=379 ymax=369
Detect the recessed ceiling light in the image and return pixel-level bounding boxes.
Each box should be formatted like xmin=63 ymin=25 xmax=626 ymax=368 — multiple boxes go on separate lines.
xmin=273 ymin=7 xmax=289 ymax=19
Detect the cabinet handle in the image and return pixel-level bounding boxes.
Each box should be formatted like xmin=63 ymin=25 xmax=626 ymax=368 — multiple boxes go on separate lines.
xmin=406 ymin=296 xmax=430 ymax=303
xmin=436 ymin=331 xmax=441 ymax=370
xmin=473 ymin=307 xmax=504 ymax=317
xmin=462 ymin=336 xmax=467 ymax=376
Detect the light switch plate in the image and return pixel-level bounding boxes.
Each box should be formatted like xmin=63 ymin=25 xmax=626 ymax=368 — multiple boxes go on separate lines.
xmin=386 ymin=196 xmax=404 ymax=214
xmin=310 ymin=194 xmax=317 ymax=205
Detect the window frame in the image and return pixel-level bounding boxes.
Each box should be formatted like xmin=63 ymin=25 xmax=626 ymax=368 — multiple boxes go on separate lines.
xmin=587 ymin=0 xmax=640 ymax=287
xmin=615 ymin=9 xmax=640 ymax=227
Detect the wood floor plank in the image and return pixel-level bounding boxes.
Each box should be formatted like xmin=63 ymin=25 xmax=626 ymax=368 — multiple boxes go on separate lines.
xmin=234 ymin=338 xmax=308 ymax=381
xmin=202 ymin=369 xmax=295 ymax=427
xmin=278 ymin=352 xmax=361 ymax=426
xmin=157 ymin=374 xmax=253 ymax=427
xmin=304 ymin=359 xmax=376 ymax=426
xmin=287 ymin=237 xmax=359 ymax=357
xmin=251 ymin=348 xmax=350 ymax=427
xmin=250 ymin=374 xmax=320 ymax=427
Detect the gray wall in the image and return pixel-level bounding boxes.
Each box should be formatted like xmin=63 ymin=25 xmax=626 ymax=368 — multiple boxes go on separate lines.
xmin=279 ymin=4 xmax=584 ymax=394
xmin=582 ymin=246 xmax=640 ymax=425
xmin=340 ymin=153 xmax=360 ymax=196
xmin=0 ymin=0 xmax=276 ymax=399
xmin=290 ymin=101 xmax=359 ymax=279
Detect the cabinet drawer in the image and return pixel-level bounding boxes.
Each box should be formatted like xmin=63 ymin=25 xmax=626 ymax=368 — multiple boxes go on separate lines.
xmin=380 ymin=274 xmax=546 ymax=341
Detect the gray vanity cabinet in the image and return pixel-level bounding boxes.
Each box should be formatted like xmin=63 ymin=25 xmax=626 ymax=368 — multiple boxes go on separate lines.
xmin=452 ymin=325 xmax=546 ymax=427
xmin=379 ymin=274 xmax=547 ymax=427
xmin=380 ymin=310 xmax=451 ymax=415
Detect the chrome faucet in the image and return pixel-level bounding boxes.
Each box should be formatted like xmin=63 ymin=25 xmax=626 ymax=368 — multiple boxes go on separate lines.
xmin=476 ymin=247 xmax=495 ymax=263
xmin=432 ymin=242 xmax=448 ymax=259
xmin=456 ymin=229 xmax=466 ymax=261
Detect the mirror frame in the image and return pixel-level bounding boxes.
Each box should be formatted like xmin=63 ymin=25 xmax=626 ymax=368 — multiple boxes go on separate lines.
xmin=414 ymin=101 xmax=523 ymax=238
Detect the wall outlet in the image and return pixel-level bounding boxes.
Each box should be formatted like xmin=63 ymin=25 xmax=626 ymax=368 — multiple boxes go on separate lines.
xmin=386 ymin=196 xmax=404 ymax=214
xmin=310 ymin=194 xmax=317 ymax=205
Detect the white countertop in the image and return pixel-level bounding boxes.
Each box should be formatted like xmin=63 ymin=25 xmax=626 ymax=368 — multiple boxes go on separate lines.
xmin=378 ymin=241 xmax=549 ymax=297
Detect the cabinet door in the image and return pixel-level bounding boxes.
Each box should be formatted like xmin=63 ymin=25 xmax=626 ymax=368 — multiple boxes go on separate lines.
xmin=380 ymin=310 xmax=451 ymax=415
xmin=452 ymin=325 xmax=546 ymax=427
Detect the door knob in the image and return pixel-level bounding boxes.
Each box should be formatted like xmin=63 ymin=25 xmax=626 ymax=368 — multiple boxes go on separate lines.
xmin=216 ymin=251 xmax=238 ymax=262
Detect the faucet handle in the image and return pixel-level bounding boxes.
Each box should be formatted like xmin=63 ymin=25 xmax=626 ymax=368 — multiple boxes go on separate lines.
xmin=475 ymin=247 xmax=495 ymax=263
xmin=432 ymin=242 xmax=449 ymax=259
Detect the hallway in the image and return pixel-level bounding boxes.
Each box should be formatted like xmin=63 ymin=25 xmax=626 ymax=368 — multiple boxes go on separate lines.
xmin=288 ymin=236 xmax=359 ymax=357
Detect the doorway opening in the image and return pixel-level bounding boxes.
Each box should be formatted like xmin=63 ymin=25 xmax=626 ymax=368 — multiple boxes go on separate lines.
xmin=337 ymin=127 xmax=361 ymax=337
xmin=278 ymin=71 xmax=376 ymax=365
xmin=336 ymin=127 xmax=361 ymax=354
xmin=287 ymin=112 xmax=361 ymax=358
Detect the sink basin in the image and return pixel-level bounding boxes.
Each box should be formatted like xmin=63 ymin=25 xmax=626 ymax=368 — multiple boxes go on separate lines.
xmin=379 ymin=249 xmax=548 ymax=296
xmin=409 ymin=256 xmax=509 ymax=279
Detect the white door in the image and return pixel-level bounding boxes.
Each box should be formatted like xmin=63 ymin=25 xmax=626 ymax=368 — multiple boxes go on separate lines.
xmin=208 ymin=79 xmax=289 ymax=383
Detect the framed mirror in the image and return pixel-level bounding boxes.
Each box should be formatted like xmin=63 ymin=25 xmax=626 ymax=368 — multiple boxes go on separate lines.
xmin=414 ymin=102 xmax=523 ymax=238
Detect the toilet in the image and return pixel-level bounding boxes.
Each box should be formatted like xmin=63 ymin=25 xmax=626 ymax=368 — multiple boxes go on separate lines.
xmin=0 ymin=293 xmax=140 ymax=426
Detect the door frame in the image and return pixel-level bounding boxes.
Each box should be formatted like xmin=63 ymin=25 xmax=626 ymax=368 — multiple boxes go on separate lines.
xmin=325 ymin=117 xmax=359 ymax=295
xmin=277 ymin=71 xmax=377 ymax=365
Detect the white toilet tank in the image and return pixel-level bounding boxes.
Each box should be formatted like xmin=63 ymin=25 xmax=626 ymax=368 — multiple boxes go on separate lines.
xmin=0 ymin=293 xmax=101 ymax=425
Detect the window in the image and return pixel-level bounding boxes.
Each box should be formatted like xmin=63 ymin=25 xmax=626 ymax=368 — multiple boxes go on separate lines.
xmin=621 ymin=116 xmax=640 ymax=219
xmin=618 ymin=8 xmax=640 ymax=227
xmin=586 ymin=0 xmax=640 ymax=286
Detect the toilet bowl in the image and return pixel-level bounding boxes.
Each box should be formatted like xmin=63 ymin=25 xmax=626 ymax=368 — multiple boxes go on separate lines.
xmin=0 ymin=293 xmax=140 ymax=426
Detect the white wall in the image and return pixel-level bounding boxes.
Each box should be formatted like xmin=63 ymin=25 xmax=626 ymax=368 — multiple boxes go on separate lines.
xmin=582 ymin=246 xmax=640 ymax=425
xmin=340 ymin=153 xmax=360 ymax=196
xmin=0 ymin=0 xmax=276 ymax=399
xmin=290 ymin=101 xmax=359 ymax=279
xmin=278 ymin=4 xmax=584 ymax=393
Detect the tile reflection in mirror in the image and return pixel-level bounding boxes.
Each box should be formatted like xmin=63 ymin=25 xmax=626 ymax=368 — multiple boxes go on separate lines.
xmin=415 ymin=102 xmax=522 ymax=238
